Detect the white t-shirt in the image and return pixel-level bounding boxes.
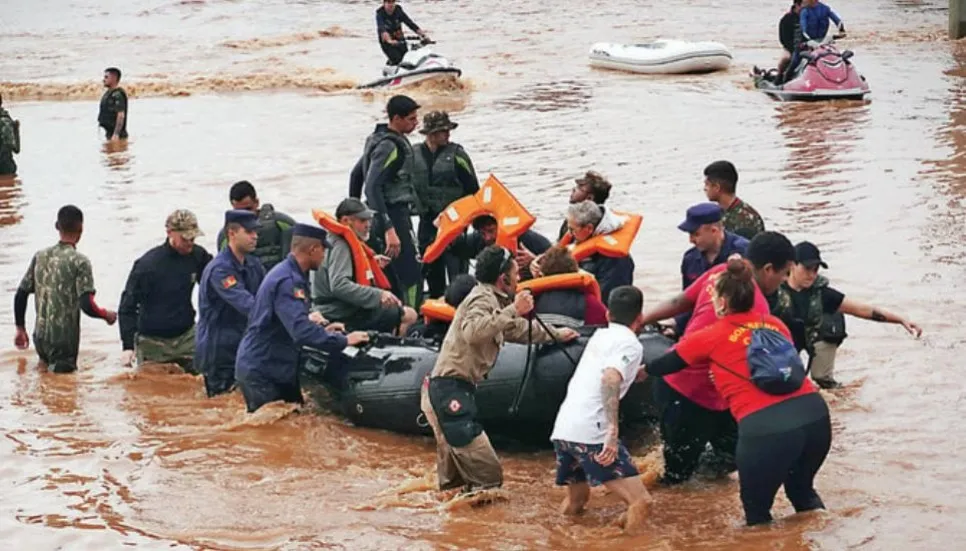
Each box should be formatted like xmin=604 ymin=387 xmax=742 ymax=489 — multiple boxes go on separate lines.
xmin=549 ymin=323 xmax=644 ymax=445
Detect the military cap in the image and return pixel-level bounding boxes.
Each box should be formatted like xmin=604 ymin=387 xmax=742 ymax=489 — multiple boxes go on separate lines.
xmin=225 ymin=209 xmax=259 ymax=231
xmin=419 ymin=111 xmax=458 ymax=134
xmin=165 ymin=209 xmax=204 ymax=240
xmin=292 ymin=222 xmax=331 ymax=248
xmin=677 ymin=202 xmax=723 ymax=233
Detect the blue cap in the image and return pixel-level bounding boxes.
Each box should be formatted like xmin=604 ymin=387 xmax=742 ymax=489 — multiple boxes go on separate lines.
xmin=292 ymin=222 xmax=331 ymax=248
xmin=677 ymin=202 xmax=723 ymax=233
xmin=224 ymin=209 xmax=259 ymax=231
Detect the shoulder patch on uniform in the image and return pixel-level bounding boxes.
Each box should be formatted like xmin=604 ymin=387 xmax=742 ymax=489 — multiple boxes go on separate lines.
xmin=294 ymin=287 xmax=306 ymax=300
xmin=222 ymin=275 xmax=237 ymax=289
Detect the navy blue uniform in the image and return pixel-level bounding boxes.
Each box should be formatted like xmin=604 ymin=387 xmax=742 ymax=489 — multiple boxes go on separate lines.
xmin=235 ymin=255 xmax=349 ymax=413
xmin=674 ymin=231 xmax=749 ymax=332
xmin=196 ymin=247 xmax=265 ymax=397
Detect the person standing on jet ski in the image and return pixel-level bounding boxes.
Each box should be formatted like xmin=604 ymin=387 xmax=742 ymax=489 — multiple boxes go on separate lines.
xmin=782 ymin=0 xmax=844 ymax=83
xmin=376 ymin=0 xmax=430 ymax=66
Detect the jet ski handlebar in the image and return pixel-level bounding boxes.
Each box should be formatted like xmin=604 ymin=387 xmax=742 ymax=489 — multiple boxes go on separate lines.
xmin=404 ymin=35 xmax=436 ymax=45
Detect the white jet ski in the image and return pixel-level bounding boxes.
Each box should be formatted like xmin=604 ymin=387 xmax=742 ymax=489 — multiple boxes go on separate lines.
xmin=357 ymin=36 xmax=462 ymax=90
xmin=589 ymin=40 xmax=732 ymax=75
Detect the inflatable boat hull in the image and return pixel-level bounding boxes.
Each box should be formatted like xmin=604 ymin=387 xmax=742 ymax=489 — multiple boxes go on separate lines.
xmin=589 ymin=40 xmax=732 ymax=75
xmin=301 ymin=331 xmax=674 ymax=442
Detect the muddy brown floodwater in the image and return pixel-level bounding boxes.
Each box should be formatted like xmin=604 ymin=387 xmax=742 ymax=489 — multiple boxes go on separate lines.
xmin=2 ymin=0 xmax=965 ymax=549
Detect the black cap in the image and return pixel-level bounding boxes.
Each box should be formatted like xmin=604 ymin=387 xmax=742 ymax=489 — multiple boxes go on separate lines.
xmin=224 ymin=209 xmax=259 ymax=231
xmin=335 ymin=198 xmax=374 ymax=220
xmin=387 ymin=95 xmax=420 ymax=119
xmin=795 ymin=241 xmax=828 ymax=269
xmin=293 ymin=223 xmax=331 ymax=248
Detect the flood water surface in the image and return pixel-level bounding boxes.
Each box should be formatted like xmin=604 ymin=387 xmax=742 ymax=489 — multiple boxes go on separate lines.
xmin=1 ymin=0 xmax=965 ymax=549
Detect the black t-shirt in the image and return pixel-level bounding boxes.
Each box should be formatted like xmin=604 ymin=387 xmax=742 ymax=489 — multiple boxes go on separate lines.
xmin=786 ymin=285 xmax=845 ymax=350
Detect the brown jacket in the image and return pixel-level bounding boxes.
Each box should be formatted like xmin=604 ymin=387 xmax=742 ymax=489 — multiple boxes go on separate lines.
xmin=431 ymin=283 xmax=557 ymax=385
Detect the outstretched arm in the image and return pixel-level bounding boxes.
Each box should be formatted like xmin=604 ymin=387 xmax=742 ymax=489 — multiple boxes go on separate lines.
xmin=838 ymin=298 xmax=921 ymax=337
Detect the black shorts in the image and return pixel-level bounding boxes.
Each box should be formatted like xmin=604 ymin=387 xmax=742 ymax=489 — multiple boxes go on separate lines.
xmin=344 ymin=305 xmax=404 ymax=334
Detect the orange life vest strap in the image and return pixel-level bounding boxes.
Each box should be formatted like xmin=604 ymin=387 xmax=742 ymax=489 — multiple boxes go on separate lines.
xmin=559 ymin=211 xmax=643 ymax=262
xmin=518 ymin=270 xmax=602 ymax=300
xmin=312 ymin=209 xmax=392 ymax=290
xmin=420 ymin=298 xmax=456 ymax=324
xmin=423 ymin=174 xmax=537 ymax=264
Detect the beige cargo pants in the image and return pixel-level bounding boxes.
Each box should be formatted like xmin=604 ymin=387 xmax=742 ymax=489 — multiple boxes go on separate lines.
xmin=808 ymin=340 xmax=840 ymax=381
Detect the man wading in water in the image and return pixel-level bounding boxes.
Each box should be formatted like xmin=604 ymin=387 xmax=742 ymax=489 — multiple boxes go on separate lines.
xmin=420 ymin=246 xmax=578 ymax=497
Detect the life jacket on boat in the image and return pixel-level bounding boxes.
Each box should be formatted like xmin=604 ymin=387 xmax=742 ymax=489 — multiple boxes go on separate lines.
xmin=312 ymin=209 xmax=392 ymax=290
xmin=558 ymin=211 xmax=643 ymax=262
xmin=420 ymin=298 xmax=456 ymax=324
xmin=422 ymin=174 xmax=536 ymax=264
xmin=518 ymin=270 xmax=602 ymax=300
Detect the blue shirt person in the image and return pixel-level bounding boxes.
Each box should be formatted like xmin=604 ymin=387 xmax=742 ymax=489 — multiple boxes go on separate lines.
xmin=799 ymin=0 xmax=843 ymax=44
xmin=195 ymin=210 xmax=266 ymax=397
xmin=234 ymin=223 xmax=370 ymax=413
xmin=673 ymin=203 xmax=749 ymax=335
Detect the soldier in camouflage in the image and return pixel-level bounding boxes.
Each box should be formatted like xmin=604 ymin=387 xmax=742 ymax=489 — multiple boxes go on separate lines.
xmin=412 ymin=110 xmax=479 ymax=298
xmin=98 ymin=67 xmax=129 ymax=140
xmin=0 ymin=93 xmax=20 ymax=176
xmin=13 ymin=206 xmax=117 ymax=373
xmin=702 ymin=160 xmax=765 ymax=240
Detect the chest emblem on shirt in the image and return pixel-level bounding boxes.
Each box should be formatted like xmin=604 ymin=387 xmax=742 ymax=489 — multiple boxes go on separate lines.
xmin=294 ymin=287 xmax=306 ymax=300
xmin=448 ymin=399 xmax=462 ymax=413
xmin=222 ymin=275 xmax=237 ymax=289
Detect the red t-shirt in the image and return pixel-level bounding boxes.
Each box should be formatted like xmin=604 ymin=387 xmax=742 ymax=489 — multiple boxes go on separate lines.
xmin=675 ymin=311 xmax=817 ymax=421
xmin=665 ymin=264 xmax=770 ymax=410
xmin=583 ymin=292 xmax=609 ymax=325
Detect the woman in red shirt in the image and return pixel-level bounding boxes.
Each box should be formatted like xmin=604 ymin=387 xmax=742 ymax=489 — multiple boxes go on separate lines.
xmin=644 ymin=258 xmax=831 ymax=526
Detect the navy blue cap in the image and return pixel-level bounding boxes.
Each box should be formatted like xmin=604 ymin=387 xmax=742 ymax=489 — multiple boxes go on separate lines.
xmin=224 ymin=209 xmax=259 ymax=231
xmin=678 ymin=202 xmax=723 ymax=233
xmin=292 ymin=222 xmax=331 ymax=248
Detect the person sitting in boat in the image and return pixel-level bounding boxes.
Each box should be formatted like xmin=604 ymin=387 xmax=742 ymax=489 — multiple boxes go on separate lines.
xmin=376 ymin=0 xmax=429 ymax=67
xmin=557 ymin=171 xmax=613 ymax=240
xmin=524 ymin=245 xmax=608 ymax=329
xmin=777 ymin=0 xmax=804 ymax=80
xmin=536 ymin=200 xmax=638 ymax=303
xmin=448 ymin=214 xmax=553 ymax=280
xmin=311 ymin=198 xmax=418 ymax=336
xmin=419 ymin=273 xmax=479 ymax=340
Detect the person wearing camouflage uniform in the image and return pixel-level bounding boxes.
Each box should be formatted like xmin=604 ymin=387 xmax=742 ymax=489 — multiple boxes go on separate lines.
xmin=702 ymin=160 xmax=765 ymax=240
xmin=119 ymin=209 xmax=212 ymax=372
xmin=215 ymin=180 xmax=295 ymax=272
xmin=13 ymin=206 xmax=117 ymax=373
xmin=783 ymin=241 xmax=922 ymax=389
xmin=98 ymin=67 xmax=129 ymax=140
xmin=412 ymin=110 xmax=479 ymax=298
xmin=0 ymin=93 xmax=20 ymax=176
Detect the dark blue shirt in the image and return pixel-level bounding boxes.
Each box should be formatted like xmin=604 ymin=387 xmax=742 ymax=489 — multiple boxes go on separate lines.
xmin=195 ymin=247 xmax=266 ymax=370
xmin=235 ymin=255 xmax=348 ymax=386
xmin=800 ymin=2 xmax=841 ymax=41
xmin=375 ymin=5 xmax=419 ymax=42
xmin=674 ymin=232 xmax=749 ymax=331
xmin=580 ymin=253 xmax=635 ymax=304
xmin=118 ymin=241 xmax=212 ymax=349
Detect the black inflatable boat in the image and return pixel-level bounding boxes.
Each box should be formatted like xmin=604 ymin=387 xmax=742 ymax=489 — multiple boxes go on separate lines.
xmin=300 ymin=327 xmax=674 ymax=443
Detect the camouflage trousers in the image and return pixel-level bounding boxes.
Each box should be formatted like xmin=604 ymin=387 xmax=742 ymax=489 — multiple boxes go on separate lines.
xmin=35 ymin=335 xmax=80 ymax=374
xmin=136 ymin=325 xmax=197 ymax=374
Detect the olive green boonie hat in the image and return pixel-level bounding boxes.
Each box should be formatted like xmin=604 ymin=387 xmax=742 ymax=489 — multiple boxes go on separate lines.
xmin=165 ymin=209 xmax=204 ymax=240
xmin=419 ymin=111 xmax=458 ymax=134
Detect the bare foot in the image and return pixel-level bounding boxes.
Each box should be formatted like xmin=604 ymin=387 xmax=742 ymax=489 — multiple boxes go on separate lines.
xmin=560 ymin=496 xmax=586 ymax=516
xmin=622 ymin=498 xmax=650 ymax=536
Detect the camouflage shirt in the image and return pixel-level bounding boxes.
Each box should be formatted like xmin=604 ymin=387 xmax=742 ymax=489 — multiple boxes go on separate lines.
xmin=722 ymin=198 xmax=765 ymax=240
xmin=18 ymin=242 xmax=96 ymax=347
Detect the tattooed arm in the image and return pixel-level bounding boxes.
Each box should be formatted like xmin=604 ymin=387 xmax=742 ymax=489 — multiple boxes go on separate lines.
xmin=838 ymin=298 xmax=922 ymax=337
xmin=595 ymin=367 xmax=624 ymax=466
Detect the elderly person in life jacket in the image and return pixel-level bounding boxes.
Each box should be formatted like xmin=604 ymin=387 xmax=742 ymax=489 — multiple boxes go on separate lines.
xmin=533 ymin=200 xmax=636 ymax=303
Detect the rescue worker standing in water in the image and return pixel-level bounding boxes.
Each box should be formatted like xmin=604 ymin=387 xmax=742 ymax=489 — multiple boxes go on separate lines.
xmin=376 ymin=0 xmax=429 ymax=66
xmin=412 ymin=111 xmax=479 ymax=299
xmin=98 ymin=67 xmax=128 ymax=141
xmin=235 ymin=223 xmax=370 ymax=414
xmin=420 ymin=245 xmax=579 ymax=493
xmin=348 ymin=95 xmax=423 ymax=308
xmin=195 ymin=210 xmax=266 ymax=397
xmin=216 ymin=181 xmax=296 ymax=272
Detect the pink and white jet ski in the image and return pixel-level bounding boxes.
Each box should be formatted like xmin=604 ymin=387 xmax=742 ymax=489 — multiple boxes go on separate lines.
xmin=752 ymin=35 xmax=869 ymax=101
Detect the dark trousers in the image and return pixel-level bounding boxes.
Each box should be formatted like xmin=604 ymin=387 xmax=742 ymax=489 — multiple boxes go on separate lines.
xmin=417 ymin=214 xmax=468 ymax=299
xmin=238 ymin=373 xmax=303 ymax=413
xmin=736 ymin=394 xmax=831 ymax=525
xmin=369 ymin=204 xmax=421 ymax=304
xmin=0 ymin=153 xmax=16 ymax=176
xmin=203 ymin=362 xmax=237 ymax=398
xmin=653 ymin=377 xmax=738 ymax=484
xmin=380 ymin=41 xmax=408 ymax=65
xmin=35 ymin=337 xmax=79 ymax=373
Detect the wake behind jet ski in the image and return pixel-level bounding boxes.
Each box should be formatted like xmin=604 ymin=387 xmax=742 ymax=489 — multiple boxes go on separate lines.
xmin=358 ymin=36 xmax=462 ymax=90
xmin=751 ymin=34 xmax=869 ymax=102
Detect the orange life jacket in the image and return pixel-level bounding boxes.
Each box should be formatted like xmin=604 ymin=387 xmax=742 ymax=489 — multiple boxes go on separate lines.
xmin=558 ymin=211 xmax=642 ymax=262
xmin=423 ymin=174 xmax=536 ymax=264
xmin=518 ymin=270 xmax=602 ymax=300
xmin=420 ymin=298 xmax=456 ymax=324
xmin=312 ymin=209 xmax=392 ymax=290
